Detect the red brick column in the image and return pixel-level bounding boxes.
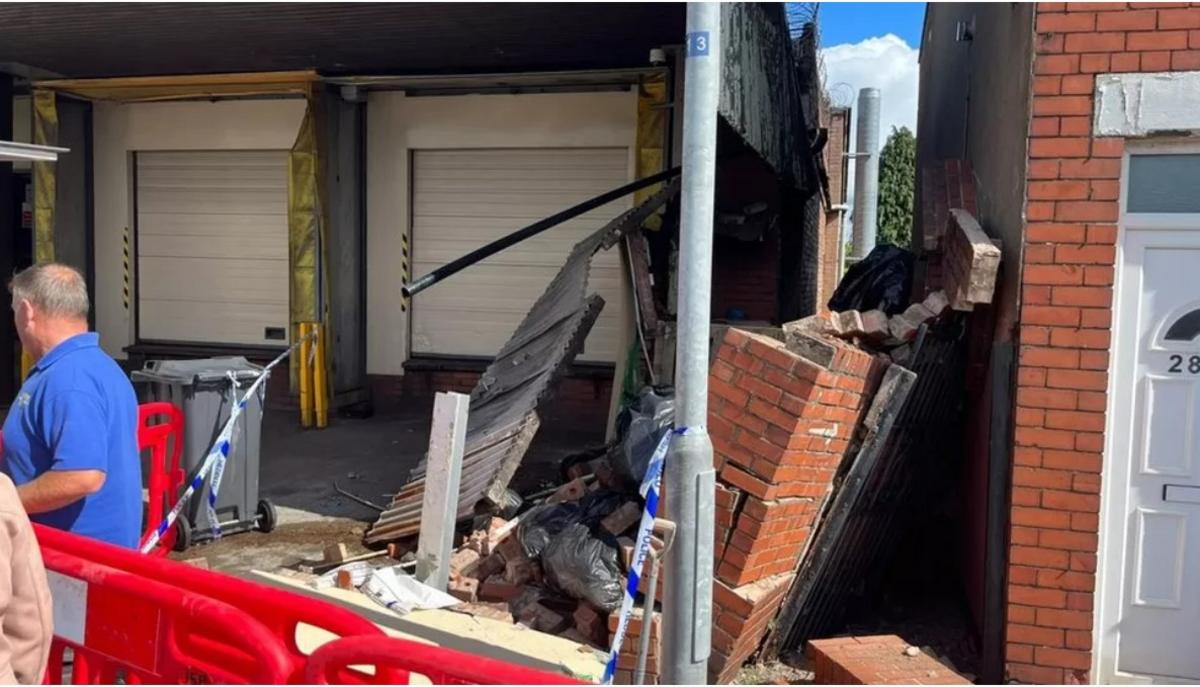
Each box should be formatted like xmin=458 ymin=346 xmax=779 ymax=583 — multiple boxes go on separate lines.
xmin=706 ymin=327 xmax=886 ymax=682
xmin=1009 ymin=3 xmax=1200 ymax=682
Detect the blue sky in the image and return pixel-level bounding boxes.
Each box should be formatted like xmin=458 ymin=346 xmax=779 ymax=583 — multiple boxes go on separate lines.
xmin=815 ymin=2 xmax=925 ymax=140
xmin=818 ymin=3 xmax=926 ymax=49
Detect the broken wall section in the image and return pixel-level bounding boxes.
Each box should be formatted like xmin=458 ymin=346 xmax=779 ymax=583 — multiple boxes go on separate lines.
xmin=706 ymin=327 xmax=889 ymax=682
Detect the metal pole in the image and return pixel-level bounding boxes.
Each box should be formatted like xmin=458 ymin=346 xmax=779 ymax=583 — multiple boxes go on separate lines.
xmin=850 ymin=87 xmax=881 ymax=258
xmin=663 ymin=4 xmax=719 ymax=684
xmin=402 ymin=166 xmax=680 ymax=299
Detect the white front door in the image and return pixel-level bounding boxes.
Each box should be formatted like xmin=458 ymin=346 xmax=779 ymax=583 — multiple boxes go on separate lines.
xmin=1099 ymin=147 xmax=1200 ymax=683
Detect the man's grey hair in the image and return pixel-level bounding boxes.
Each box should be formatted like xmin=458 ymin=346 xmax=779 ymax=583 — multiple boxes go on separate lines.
xmin=9 ymin=263 xmax=90 ymax=320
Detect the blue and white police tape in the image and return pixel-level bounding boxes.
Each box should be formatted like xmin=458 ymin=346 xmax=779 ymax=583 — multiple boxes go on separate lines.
xmin=139 ymin=333 xmax=312 ymax=554
xmin=602 ymin=426 xmax=686 ymax=684
xmin=202 ymin=372 xmax=245 ymax=539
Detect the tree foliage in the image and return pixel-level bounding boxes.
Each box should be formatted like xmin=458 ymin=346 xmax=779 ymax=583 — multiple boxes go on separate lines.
xmin=876 ymin=126 xmax=916 ymax=248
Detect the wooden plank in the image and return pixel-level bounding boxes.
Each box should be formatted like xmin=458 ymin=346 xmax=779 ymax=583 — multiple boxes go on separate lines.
xmin=415 ymin=391 xmax=470 ymax=592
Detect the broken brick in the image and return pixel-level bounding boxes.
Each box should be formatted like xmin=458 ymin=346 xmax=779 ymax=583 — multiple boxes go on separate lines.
xmin=495 ymin=534 xmax=524 ymax=563
xmin=519 ymin=602 xmax=571 ymax=634
xmin=478 ymin=575 xmax=522 ymax=603
xmin=617 ymin=536 xmax=636 ymax=570
xmin=602 ymin=502 xmax=642 ymax=535
xmin=448 ymin=575 xmax=479 ymax=603
xmin=923 ymin=289 xmax=950 ymax=317
xmin=473 ymin=553 xmax=506 ymax=581
xmin=450 ymin=548 xmax=482 ymax=577
xmin=835 ymin=311 xmax=865 ymax=338
xmin=466 ymin=530 xmax=490 ymax=556
xmin=505 ymin=557 xmax=542 ymax=585
xmin=574 ymin=603 xmax=609 ymax=646
xmin=547 ymin=477 xmax=588 ymax=505
xmin=860 ymin=309 xmax=890 ymax=341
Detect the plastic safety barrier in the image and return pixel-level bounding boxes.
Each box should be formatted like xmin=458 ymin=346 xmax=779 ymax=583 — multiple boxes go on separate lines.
xmin=304 ymin=635 xmax=583 ymax=685
xmin=138 ymin=402 xmax=186 ymax=556
xmin=39 ymin=546 xmax=293 ymax=684
xmin=35 ymin=525 xmax=389 ymax=683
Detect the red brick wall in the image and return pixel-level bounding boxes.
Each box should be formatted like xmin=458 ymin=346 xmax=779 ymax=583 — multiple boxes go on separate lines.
xmin=817 ymin=107 xmax=851 ymax=315
xmin=711 ymin=231 xmax=781 ymax=323
xmin=1008 ymin=3 xmax=1200 ymax=682
xmin=707 ymin=327 xmax=887 ymax=682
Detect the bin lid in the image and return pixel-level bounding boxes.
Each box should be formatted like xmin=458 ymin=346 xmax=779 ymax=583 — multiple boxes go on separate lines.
xmin=132 ymin=356 xmax=264 ymax=384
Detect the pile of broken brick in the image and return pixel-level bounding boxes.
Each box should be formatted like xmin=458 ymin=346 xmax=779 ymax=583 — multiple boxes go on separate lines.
xmin=427 ymin=468 xmax=661 ymax=683
xmin=341 ymin=211 xmax=1001 ymax=685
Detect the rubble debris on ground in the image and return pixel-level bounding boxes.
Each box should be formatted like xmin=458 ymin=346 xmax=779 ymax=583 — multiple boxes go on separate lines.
xmin=338 ymin=203 xmax=1000 ymax=683
xmin=365 ymin=180 xmax=681 ymax=544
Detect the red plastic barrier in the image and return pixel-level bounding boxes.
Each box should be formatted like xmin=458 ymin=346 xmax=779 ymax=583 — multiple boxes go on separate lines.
xmin=35 ymin=525 xmax=388 ymax=683
xmin=137 ymin=402 xmax=186 ymax=556
xmin=304 ymin=635 xmax=584 ymax=685
xmin=40 ymin=546 xmax=293 ymax=684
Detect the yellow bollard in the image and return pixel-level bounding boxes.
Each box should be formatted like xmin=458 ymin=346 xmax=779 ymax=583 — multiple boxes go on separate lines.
xmin=298 ymin=322 xmax=314 ymax=428
xmin=313 ymin=323 xmax=329 ymax=429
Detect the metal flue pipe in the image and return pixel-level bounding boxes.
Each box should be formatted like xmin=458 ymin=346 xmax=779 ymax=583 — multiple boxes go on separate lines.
xmin=662 ymin=3 xmax=719 ymax=683
xmin=402 ymin=166 xmax=681 ymax=299
xmin=850 ymin=87 xmax=881 ymax=258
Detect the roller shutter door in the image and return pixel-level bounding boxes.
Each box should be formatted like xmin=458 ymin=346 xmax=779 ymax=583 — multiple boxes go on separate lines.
xmin=411 ymin=148 xmax=630 ymax=362
xmin=136 ymin=150 xmax=290 ymax=347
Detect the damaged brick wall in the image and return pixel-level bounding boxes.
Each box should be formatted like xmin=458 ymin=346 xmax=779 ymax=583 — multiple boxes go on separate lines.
xmin=706 ymin=327 xmax=888 ymax=682
xmin=1006 ymin=3 xmax=1200 ymax=682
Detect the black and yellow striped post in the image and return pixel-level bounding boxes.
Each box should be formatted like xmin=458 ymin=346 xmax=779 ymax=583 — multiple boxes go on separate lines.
xmin=400 ymin=233 xmax=410 ymax=313
xmin=122 ymin=226 xmax=131 ymax=312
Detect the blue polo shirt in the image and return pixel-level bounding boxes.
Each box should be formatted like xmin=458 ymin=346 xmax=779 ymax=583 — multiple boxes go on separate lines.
xmin=1 ymin=333 xmax=141 ymax=548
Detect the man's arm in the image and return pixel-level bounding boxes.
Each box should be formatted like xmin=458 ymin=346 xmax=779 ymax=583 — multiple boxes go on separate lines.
xmin=15 ymin=470 xmax=105 ymax=514
xmin=25 ymin=390 xmax=110 ymax=515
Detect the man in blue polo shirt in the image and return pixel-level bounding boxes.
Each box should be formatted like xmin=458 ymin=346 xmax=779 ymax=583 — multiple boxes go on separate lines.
xmin=2 ymin=263 xmax=141 ymax=548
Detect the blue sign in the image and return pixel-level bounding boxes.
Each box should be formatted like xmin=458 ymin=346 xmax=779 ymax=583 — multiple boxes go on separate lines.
xmin=687 ymin=31 xmax=711 ymax=57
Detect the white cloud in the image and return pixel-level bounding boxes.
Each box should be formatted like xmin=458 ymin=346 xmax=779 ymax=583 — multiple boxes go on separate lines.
xmin=820 ymin=33 xmax=920 ymax=150
xmin=819 ymin=34 xmax=920 ymax=241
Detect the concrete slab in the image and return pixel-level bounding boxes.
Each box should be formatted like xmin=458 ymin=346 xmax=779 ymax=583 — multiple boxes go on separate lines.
xmin=250 ymin=569 xmax=605 ymax=683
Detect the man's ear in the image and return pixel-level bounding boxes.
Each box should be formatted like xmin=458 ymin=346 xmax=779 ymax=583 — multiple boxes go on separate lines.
xmin=14 ymin=298 xmax=34 ymax=322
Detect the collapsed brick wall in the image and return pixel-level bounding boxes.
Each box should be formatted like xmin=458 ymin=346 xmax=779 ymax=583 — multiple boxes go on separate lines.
xmin=706 ymin=327 xmax=888 ymax=682
xmin=1007 ymin=3 xmax=1200 ymax=682
xmin=919 ymin=160 xmax=979 ymax=298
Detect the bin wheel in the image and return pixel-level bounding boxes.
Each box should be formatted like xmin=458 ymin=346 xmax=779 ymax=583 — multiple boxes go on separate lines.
xmin=256 ymin=499 xmax=277 ymax=533
xmin=173 ymin=517 xmax=193 ymax=553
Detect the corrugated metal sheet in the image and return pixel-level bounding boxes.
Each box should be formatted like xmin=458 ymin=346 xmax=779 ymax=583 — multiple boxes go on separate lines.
xmin=0 ymin=3 xmax=684 ymax=79
xmin=719 ymin=2 xmax=813 ymax=191
xmin=366 ymin=178 xmax=680 ymax=544
xmin=773 ymin=319 xmax=969 ymax=654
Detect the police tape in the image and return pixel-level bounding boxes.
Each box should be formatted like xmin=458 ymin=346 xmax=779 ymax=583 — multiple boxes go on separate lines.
xmin=139 ymin=331 xmax=315 ymax=554
xmin=602 ymin=426 xmax=685 ymax=685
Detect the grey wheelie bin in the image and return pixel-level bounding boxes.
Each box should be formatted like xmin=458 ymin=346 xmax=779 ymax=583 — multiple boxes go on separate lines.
xmin=132 ymin=356 xmax=276 ymax=550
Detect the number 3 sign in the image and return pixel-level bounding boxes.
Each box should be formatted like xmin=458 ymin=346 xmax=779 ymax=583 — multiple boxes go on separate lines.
xmin=687 ymin=31 xmax=710 ymax=57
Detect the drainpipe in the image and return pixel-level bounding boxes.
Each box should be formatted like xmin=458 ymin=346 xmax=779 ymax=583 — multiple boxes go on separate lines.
xmin=662 ymin=3 xmax=719 ymax=684
xmin=851 ymin=87 xmax=881 ymax=258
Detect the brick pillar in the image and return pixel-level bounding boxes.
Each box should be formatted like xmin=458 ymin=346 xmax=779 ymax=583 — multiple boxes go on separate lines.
xmin=706 ymin=327 xmax=887 ymax=682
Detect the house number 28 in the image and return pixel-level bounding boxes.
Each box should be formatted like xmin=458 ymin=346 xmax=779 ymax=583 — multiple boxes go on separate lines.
xmin=1168 ymin=354 xmax=1200 ymax=374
